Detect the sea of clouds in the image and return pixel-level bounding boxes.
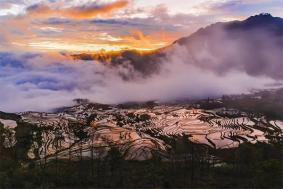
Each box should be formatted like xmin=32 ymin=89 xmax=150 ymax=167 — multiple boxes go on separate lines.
xmin=0 ymin=51 xmax=278 ymax=112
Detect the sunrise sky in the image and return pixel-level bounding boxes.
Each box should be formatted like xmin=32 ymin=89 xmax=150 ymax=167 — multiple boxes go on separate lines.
xmin=0 ymin=0 xmax=283 ymax=52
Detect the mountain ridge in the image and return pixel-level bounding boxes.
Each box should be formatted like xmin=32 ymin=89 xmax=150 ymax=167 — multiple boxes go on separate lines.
xmin=175 ymin=13 xmax=283 ymax=45
xmin=71 ymin=13 xmax=283 ymax=79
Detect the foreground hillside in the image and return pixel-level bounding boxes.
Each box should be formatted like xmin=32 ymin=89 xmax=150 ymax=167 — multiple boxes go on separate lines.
xmin=0 ymin=89 xmax=282 ymax=188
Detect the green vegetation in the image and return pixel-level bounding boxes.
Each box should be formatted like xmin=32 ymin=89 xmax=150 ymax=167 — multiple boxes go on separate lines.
xmin=222 ymin=89 xmax=283 ymax=120
xmin=0 ymin=128 xmax=282 ymax=188
xmin=196 ymin=88 xmax=283 ymax=121
xmin=0 ymin=112 xmax=21 ymax=122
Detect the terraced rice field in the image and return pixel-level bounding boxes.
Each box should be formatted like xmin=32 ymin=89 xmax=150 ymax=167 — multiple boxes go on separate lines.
xmin=1 ymin=104 xmax=281 ymax=161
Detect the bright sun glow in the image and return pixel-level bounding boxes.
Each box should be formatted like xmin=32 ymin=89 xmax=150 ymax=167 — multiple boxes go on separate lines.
xmin=27 ymin=41 xmax=165 ymax=52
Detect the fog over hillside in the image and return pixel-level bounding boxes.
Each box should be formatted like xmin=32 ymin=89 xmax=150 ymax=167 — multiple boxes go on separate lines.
xmin=0 ymin=14 xmax=282 ymax=112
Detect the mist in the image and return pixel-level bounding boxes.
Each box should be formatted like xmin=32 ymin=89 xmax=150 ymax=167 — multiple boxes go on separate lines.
xmin=0 ymin=52 xmax=279 ymax=112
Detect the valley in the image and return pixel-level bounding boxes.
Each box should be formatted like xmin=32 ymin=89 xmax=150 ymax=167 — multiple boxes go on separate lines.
xmin=1 ymin=93 xmax=282 ymax=162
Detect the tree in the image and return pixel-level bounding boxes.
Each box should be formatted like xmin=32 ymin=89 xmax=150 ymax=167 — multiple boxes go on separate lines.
xmin=105 ymin=147 xmax=124 ymax=187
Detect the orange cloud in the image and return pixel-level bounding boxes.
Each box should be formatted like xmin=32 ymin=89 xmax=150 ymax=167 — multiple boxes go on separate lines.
xmin=63 ymin=0 xmax=129 ymax=19
xmin=26 ymin=4 xmax=53 ymax=17
xmin=26 ymin=0 xmax=129 ymax=19
xmin=118 ymin=29 xmax=180 ymax=51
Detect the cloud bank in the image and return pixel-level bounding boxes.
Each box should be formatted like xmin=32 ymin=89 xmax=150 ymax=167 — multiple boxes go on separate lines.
xmin=0 ymin=49 xmax=279 ymax=112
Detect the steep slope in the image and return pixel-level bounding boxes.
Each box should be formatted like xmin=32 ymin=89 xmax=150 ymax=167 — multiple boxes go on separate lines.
xmin=171 ymin=13 xmax=283 ymax=79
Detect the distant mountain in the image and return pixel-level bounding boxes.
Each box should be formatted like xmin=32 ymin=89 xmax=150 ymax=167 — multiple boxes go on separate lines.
xmin=72 ymin=50 xmax=164 ymax=78
xmin=169 ymin=13 xmax=283 ymax=80
xmin=73 ymin=14 xmax=283 ymax=80
xmin=176 ymin=13 xmax=283 ymax=45
xmin=227 ymin=13 xmax=283 ymax=31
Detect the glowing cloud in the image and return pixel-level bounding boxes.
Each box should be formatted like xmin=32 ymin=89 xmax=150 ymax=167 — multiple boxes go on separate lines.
xmin=26 ymin=0 xmax=129 ymax=19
